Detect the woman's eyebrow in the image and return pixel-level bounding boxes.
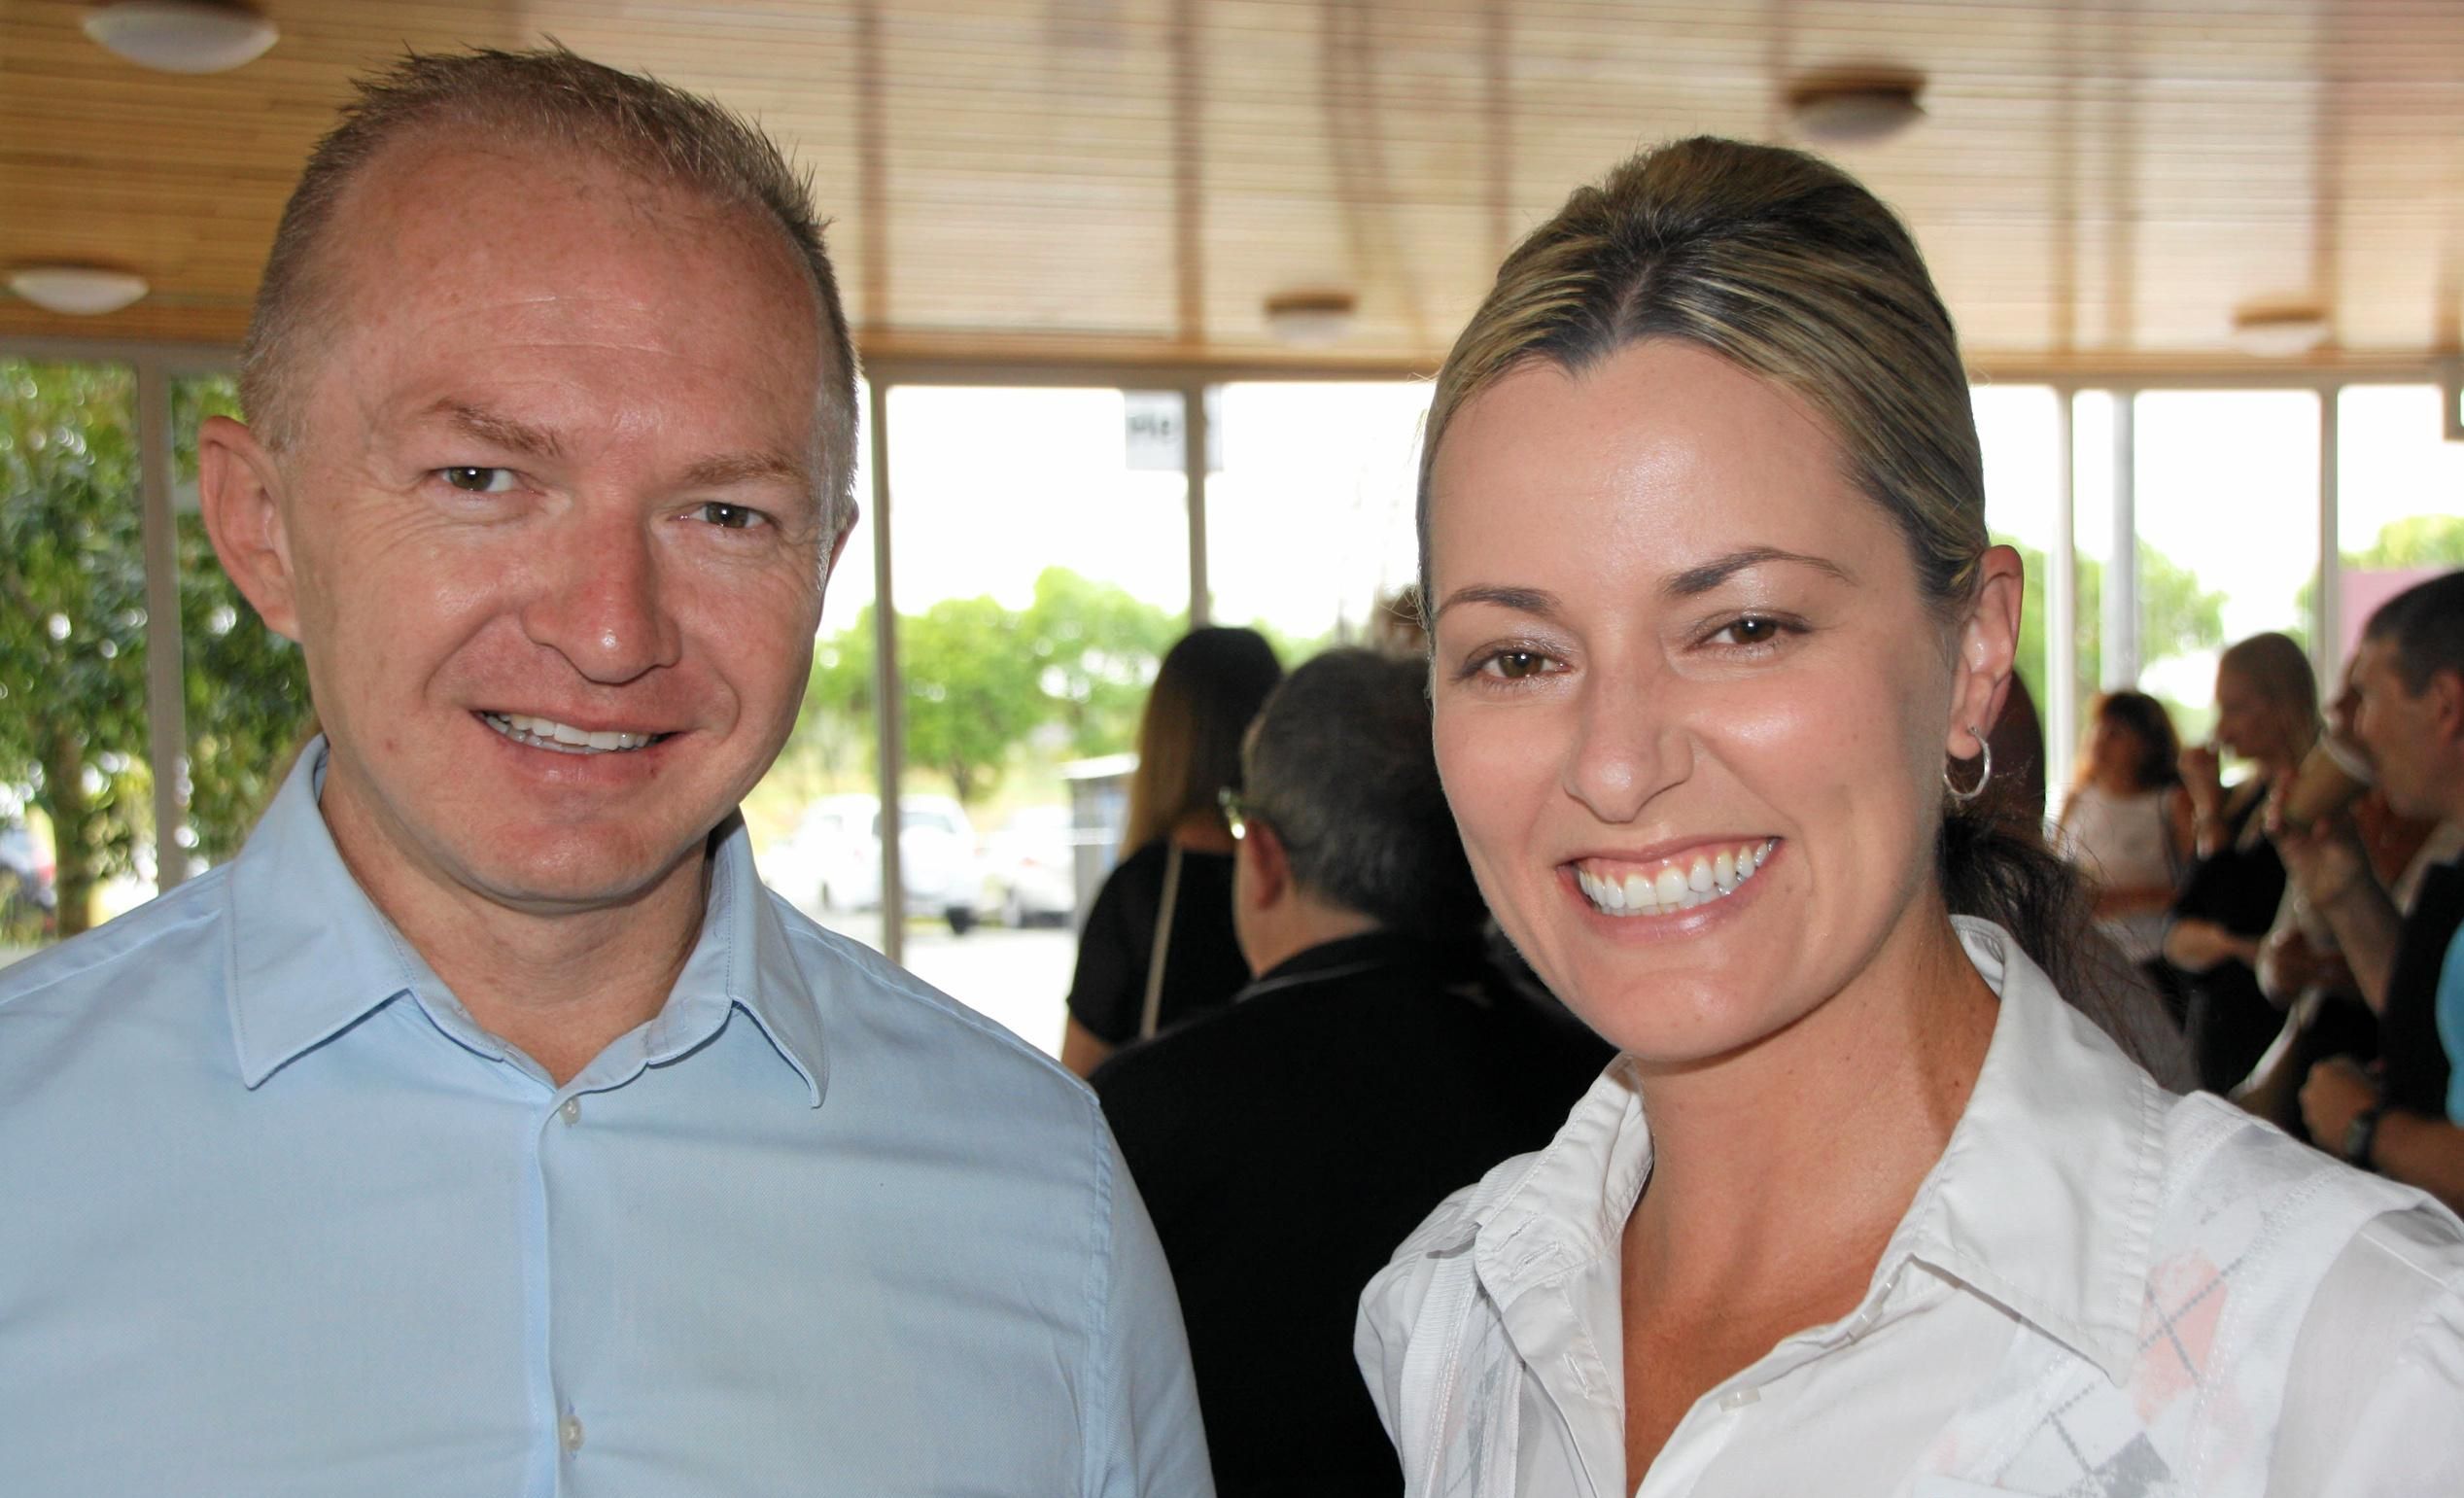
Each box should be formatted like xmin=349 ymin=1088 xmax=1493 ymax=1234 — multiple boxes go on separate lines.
xmin=1434 ymin=584 xmax=1561 ymax=623
xmin=1663 ymin=546 xmax=1853 ymax=598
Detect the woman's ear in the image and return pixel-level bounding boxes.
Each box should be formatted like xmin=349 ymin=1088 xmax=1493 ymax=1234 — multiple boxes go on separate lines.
xmin=1949 ymin=544 xmax=2024 ymax=756
xmin=196 ymin=414 xmax=303 ymax=643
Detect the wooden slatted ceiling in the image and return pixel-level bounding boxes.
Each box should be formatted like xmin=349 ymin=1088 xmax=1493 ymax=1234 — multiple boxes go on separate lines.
xmin=5 ymin=0 xmax=2464 ymax=374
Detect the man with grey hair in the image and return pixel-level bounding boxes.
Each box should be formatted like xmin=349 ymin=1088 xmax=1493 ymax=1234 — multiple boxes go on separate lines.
xmin=0 ymin=48 xmax=1206 ymax=1495
xmin=1093 ymin=648 xmax=1608 ymax=1498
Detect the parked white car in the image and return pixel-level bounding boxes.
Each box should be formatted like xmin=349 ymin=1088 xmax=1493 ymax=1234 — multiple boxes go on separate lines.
xmin=980 ymin=806 xmax=1081 ymax=928
xmin=783 ymin=793 xmax=984 ymax=933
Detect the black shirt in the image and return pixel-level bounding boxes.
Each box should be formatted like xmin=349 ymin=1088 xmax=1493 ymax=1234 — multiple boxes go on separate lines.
xmin=2171 ymin=792 xmax=2288 ymax=1093
xmin=1066 ymin=840 xmax=1246 ymax=1045
xmin=1093 ymin=932 xmax=1614 ymax=1498
xmin=2382 ymin=858 xmax=2464 ymax=1118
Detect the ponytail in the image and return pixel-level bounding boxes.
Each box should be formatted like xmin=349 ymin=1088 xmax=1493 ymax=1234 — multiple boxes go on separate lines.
xmin=1937 ymin=799 xmax=2193 ymax=1091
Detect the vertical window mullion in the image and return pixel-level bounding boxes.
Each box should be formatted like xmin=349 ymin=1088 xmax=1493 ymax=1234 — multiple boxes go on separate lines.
xmin=867 ymin=378 xmax=903 ymax=967
xmin=135 ymin=358 xmax=189 ymax=890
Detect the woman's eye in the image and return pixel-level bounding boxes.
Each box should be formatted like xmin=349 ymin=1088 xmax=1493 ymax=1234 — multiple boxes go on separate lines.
xmin=1709 ymin=615 xmax=1785 ymax=647
xmin=697 ymin=502 xmax=764 ymax=531
xmin=1482 ymin=649 xmax=1549 ymax=679
xmin=439 ymin=467 xmax=517 ymax=494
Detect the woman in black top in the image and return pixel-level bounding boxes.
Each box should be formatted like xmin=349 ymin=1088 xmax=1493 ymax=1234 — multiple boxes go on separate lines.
xmin=2166 ymin=631 xmax=2317 ymax=1092
xmin=1060 ymin=627 xmax=1282 ymax=1076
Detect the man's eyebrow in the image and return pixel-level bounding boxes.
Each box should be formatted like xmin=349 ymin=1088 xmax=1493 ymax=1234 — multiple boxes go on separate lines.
xmin=677 ymin=450 xmax=816 ymax=490
xmin=1663 ymin=546 xmax=1854 ymax=598
xmin=423 ymin=401 xmax=566 ymax=461
xmin=1434 ymin=584 xmax=1561 ymax=622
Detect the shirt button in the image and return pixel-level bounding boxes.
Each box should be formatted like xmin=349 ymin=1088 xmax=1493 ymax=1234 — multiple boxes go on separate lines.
xmin=560 ymin=1412 xmax=585 ymax=1453
xmin=559 ymin=1097 xmax=581 ymax=1126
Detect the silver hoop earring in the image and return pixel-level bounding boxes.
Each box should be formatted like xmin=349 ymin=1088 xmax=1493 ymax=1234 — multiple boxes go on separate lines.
xmin=1945 ymin=727 xmax=1992 ymax=805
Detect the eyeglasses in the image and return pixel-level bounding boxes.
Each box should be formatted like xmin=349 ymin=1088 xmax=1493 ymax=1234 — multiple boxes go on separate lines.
xmin=1217 ymin=785 xmax=1249 ymax=842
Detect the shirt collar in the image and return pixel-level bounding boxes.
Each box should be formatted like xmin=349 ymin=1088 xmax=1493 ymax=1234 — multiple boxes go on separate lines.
xmin=1244 ymin=929 xmax=1471 ymax=990
xmin=226 ymin=740 xmax=826 ymax=1104
xmin=1447 ymin=917 xmax=2165 ymax=1388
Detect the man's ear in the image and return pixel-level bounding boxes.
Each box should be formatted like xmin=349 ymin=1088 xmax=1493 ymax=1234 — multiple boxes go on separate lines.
xmin=1237 ymin=820 xmax=1290 ymax=912
xmin=1948 ymin=543 xmax=2024 ymax=757
xmin=196 ymin=414 xmax=303 ymax=643
xmin=2427 ymin=666 xmax=2464 ymax=748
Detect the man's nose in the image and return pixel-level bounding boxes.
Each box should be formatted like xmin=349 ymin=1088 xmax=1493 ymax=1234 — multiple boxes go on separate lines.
xmin=1560 ymin=667 xmax=1691 ymax=823
xmin=519 ymin=513 xmax=683 ymax=685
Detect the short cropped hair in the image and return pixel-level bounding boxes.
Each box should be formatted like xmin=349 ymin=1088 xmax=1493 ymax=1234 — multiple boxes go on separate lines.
xmin=2364 ymin=570 xmax=2464 ymax=695
xmin=1241 ymin=649 xmax=1485 ymax=943
xmin=239 ymin=45 xmax=860 ymax=540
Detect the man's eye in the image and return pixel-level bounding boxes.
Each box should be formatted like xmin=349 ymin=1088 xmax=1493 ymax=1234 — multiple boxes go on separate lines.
xmin=697 ymin=502 xmax=764 ymax=531
xmin=439 ymin=467 xmax=517 ymax=494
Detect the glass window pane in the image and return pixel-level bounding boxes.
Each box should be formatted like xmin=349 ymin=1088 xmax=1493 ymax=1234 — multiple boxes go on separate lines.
xmin=1206 ymin=381 xmax=1432 ymax=653
xmin=2133 ymin=390 xmax=2317 ymax=748
xmin=2071 ymin=390 xmax=2121 ymax=711
xmin=2334 ymin=386 xmax=2464 ymax=663
xmin=1972 ymin=383 xmax=2064 ymax=813
xmin=882 ymin=386 xmax=1192 ymax=1055
xmin=0 ymin=360 xmax=148 ymax=956
xmin=170 ymin=373 xmax=315 ymax=885
xmin=1973 ymin=384 xmax=2062 ymax=714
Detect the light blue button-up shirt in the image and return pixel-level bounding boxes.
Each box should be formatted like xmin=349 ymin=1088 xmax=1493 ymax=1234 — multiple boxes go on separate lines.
xmin=0 ymin=746 xmax=1210 ymax=1496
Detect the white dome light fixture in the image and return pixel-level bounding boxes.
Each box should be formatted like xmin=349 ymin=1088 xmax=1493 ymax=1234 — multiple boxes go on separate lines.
xmin=1264 ymin=290 xmax=1357 ymax=348
xmin=1786 ymin=72 xmax=1926 ymax=147
xmin=84 ymin=0 xmax=278 ymax=75
xmin=2231 ymin=302 xmax=2331 ymax=358
xmin=8 ymin=265 xmax=152 ymax=316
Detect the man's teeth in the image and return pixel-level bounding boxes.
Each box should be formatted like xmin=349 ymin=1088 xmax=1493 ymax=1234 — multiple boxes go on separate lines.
xmin=1575 ymin=840 xmax=1774 ymax=917
xmin=482 ymin=713 xmax=658 ymax=755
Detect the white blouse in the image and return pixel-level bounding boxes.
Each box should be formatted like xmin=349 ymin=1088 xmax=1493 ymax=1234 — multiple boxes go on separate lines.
xmin=2058 ymin=784 xmax=2182 ymax=963
xmin=1355 ymin=920 xmax=2464 ymax=1497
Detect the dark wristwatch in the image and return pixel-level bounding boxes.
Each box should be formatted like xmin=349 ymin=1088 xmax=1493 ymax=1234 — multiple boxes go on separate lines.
xmin=2343 ymin=1103 xmax=2386 ymax=1169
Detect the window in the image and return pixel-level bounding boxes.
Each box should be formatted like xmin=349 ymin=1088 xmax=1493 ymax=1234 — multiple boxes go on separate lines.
xmin=0 ymin=360 xmax=147 ymax=953
xmin=1205 ymin=380 xmax=1431 ymax=654
xmin=2132 ymin=390 xmax=2319 ymax=747
xmin=877 ymin=385 xmax=1194 ymax=1053
xmin=2334 ymin=386 xmax=2464 ymax=671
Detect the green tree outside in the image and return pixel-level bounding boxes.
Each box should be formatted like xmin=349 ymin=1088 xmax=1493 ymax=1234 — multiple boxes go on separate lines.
xmin=0 ymin=361 xmax=311 ymax=937
xmin=2002 ymin=534 xmax=2229 ymax=716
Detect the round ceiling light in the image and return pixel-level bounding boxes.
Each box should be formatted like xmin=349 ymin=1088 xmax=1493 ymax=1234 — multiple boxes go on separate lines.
xmin=8 ymin=265 xmax=152 ymax=316
xmin=1264 ymin=290 xmax=1357 ymax=348
xmin=1786 ymin=73 xmax=1926 ymax=147
xmin=83 ymin=0 xmax=279 ymax=75
xmin=2231 ymin=303 xmax=2331 ymax=358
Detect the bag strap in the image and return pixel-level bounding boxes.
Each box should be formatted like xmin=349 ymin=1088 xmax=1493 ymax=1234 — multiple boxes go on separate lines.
xmin=1138 ymin=843 xmax=1184 ymax=1041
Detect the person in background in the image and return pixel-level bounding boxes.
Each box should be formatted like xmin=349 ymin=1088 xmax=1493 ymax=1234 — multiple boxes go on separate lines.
xmin=1095 ymin=648 xmax=1611 ymax=1498
xmin=1061 ymin=626 xmax=1281 ymax=1076
xmin=2239 ymin=646 xmax=2447 ymax=1135
xmin=0 ymin=48 xmax=1206 ymax=1494
xmin=2164 ymin=631 xmax=2316 ymax=1091
xmin=1355 ymin=134 xmax=2458 ymax=1496
xmin=2281 ymin=572 xmax=2464 ymax=1210
xmin=2056 ymin=689 xmax=2195 ymax=1013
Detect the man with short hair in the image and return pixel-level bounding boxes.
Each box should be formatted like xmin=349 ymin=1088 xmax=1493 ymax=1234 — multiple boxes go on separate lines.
xmin=2285 ymin=571 xmax=2464 ymax=1212
xmin=0 ymin=49 xmax=1206 ymax=1494
xmin=1093 ymin=649 xmax=1610 ymax=1498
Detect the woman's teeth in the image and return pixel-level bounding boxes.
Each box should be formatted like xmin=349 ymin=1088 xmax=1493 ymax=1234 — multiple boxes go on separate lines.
xmin=483 ymin=713 xmax=658 ymax=754
xmin=1575 ymin=840 xmax=1773 ymax=917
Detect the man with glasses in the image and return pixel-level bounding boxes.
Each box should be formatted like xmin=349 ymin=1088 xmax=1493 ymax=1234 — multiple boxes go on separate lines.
xmin=1094 ymin=648 xmax=1610 ymax=1498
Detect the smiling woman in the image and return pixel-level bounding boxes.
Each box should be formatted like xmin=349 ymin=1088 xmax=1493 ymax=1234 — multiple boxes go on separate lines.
xmin=1353 ymin=137 xmax=2464 ymax=1498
